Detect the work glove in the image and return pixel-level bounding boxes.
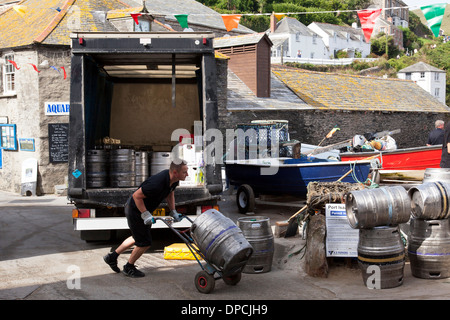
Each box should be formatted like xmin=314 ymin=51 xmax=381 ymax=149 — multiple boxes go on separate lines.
xmin=170 ymin=209 xmax=182 ymax=222
xmin=141 ymin=210 xmax=154 ymax=225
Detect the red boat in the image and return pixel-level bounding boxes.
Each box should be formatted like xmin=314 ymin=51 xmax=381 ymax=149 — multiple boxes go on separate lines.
xmin=340 ymin=145 xmax=442 ymax=181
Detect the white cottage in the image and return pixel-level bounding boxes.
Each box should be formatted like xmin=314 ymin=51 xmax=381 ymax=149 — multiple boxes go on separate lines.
xmin=397 ymin=62 xmax=447 ymax=105
xmin=308 ymin=22 xmax=370 ymax=58
xmin=267 ymin=17 xmax=328 ymax=60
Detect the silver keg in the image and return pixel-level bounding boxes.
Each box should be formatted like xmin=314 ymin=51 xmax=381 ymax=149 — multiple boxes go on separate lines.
xmin=86 ymin=149 xmax=108 ymax=188
xmin=109 ymin=149 xmax=136 ymax=187
xmin=409 ymin=182 xmax=450 ymax=220
xmin=345 ymin=186 xmax=411 ymax=229
xmin=408 ymin=218 xmax=450 ymax=279
xmin=237 ymin=216 xmax=274 ymax=274
xmin=190 ymin=209 xmax=253 ymax=276
xmin=357 ymin=226 xmax=405 ymax=289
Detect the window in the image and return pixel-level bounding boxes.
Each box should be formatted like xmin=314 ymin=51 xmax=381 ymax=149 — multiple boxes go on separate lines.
xmin=295 ymin=33 xmax=300 ymax=42
xmin=420 ymin=72 xmax=425 ymax=78
xmin=313 ymin=34 xmax=317 ymax=45
xmin=434 ymin=73 xmax=440 ymax=81
xmin=405 ymin=72 xmax=411 ymax=80
xmin=435 ymin=88 xmax=440 ymax=97
xmin=3 ymin=54 xmax=16 ymax=94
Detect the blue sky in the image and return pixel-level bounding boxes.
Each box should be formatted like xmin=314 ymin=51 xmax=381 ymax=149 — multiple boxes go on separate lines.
xmin=402 ymin=0 xmax=450 ymax=9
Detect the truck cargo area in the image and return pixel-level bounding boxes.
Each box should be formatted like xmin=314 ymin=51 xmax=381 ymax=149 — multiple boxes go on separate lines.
xmin=68 ymin=32 xmax=222 ymax=236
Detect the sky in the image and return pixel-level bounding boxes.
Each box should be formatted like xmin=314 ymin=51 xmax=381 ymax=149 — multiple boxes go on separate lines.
xmin=402 ymin=0 xmax=450 ymax=9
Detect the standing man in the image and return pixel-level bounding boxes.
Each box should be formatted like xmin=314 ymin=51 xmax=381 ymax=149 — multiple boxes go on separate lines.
xmin=103 ymin=159 xmax=189 ymax=277
xmin=427 ymin=120 xmax=445 ymax=146
xmin=440 ymin=121 xmax=450 ymax=168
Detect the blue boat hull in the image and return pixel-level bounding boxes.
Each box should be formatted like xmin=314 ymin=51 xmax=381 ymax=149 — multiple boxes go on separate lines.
xmin=225 ymin=158 xmax=371 ymax=197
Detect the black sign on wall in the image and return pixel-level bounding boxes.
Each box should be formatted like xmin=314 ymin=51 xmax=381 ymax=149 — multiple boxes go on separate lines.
xmin=48 ymin=123 xmax=69 ymax=163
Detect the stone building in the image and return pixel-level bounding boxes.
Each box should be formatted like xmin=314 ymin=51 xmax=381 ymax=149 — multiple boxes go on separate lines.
xmin=0 ymin=0 xmax=252 ymax=194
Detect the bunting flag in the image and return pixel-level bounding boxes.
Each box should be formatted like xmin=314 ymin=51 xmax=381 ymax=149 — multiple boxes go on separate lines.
xmin=221 ymin=14 xmax=241 ymax=32
xmin=357 ymin=8 xmax=382 ymax=42
xmin=61 ymin=66 xmax=67 ymax=80
xmin=421 ymin=3 xmax=447 ymax=37
xmin=274 ymin=13 xmax=287 ymax=21
xmin=130 ymin=13 xmax=142 ymax=24
xmin=174 ymin=14 xmax=189 ymax=29
xmin=12 ymin=5 xmax=27 ymax=17
xmin=7 ymin=60 xmax=20 ymax=70
xmin=29 ymin=63 xmax=40 ymax=73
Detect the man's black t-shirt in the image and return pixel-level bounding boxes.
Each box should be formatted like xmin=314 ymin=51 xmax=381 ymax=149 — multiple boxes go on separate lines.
xmin=129 ymin=170 xmax=179 ymax=213
xmin=428 ymin=128 xmax=444 ymax=145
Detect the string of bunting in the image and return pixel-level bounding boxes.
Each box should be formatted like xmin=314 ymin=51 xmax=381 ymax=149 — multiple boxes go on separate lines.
xmin=8 ymin=3 xmax=449 ymax=41
xmin=6 ymin=59 xmax=67 ymax=79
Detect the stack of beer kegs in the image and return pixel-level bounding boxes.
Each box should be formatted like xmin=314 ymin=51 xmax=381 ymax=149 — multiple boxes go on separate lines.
xmin=345 ymin=186 xmax=410 ymax=289
xmin=407 ymin=169 xmax=450 ymax=279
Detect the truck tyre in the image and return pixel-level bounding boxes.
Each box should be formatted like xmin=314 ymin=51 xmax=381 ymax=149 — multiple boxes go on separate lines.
xmin=236 ymin=184 xmax=255 ymax=214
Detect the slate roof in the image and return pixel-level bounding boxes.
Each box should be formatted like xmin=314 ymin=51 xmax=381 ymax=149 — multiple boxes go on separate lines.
xmin=227 ymin=68 xmax=311 ymax=111
xmin=0 ymin=0 xmax=131 ymax=48
xmin=0 ymin=0 xmax=253 ymax=49
xmin=269 ymin=17 xmax=316 ymax=36
xmin=398 ymin=61 xmax=446 ymax=73
xmin=271 ymin=65 xmax=450 ymax=112
xmin=214 ymin=32 xmax=272 ymax=49
xmin=309 ymin=22 xmax=365 ymax=42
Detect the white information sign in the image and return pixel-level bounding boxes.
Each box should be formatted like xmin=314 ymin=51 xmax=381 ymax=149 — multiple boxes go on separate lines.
xmin=45 ymin=102 xmax=70 ymax=116
xmin=325 ymin=203 xmax=359 ymax=257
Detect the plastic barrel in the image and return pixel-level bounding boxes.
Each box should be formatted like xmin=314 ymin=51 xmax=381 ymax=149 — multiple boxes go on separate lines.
xmin=408 ymin=218 xmax=450 ymax=279
xmin=345 ymin=186 xmax=411 ymax=229
xmin=151 ymin=152 xmax=171 ymax=176
xmin=237 ymin=216 xmax=274 ymax=274
xmin=409 ymin=182 xmax=450 ymax=220
xmin=135 ymin=151 xmax=149 ymax=186
xmin=86 ymin=149 xmax=108 ymax=188
xmin=109 ymin=149 xmax=136 ymax=187
xmin=191 ymin=209 xmax=253 ymax=276
xmin=357 ymin=226 xmax=405 ymax=289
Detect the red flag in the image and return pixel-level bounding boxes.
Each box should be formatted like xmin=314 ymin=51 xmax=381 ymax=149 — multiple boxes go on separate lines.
xmin=130 ymin=13 xmax=142 ymax=25
xmin=29 ymin=63 xmax=40 ymax=73
xmin=7 ymin=60 xmax=20 ymax=70
xmin=357 ymin=8 xmax=382 ymax=42
xmin=221 ymin=15 xmax=241 ymax=32
xmin=61 ymin=66 xmax=67 ymax=80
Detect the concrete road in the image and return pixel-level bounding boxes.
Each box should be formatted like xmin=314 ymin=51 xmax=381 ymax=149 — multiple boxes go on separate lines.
xmin=1 ymin=190 xmax=450 ymax=304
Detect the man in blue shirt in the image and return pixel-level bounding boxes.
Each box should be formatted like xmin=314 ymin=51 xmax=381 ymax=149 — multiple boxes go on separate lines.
xmin=104 ymin=159 xmax=188 ymax=277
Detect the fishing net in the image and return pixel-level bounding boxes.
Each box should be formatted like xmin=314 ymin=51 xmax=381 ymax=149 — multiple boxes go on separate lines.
xmin=306 ymin=181 xmax=365 ymax=211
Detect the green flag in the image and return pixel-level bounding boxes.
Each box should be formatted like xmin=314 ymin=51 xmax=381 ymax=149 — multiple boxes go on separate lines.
xmin=421 ymin=3 xmax=447 ymax=37
xmin=174 ymin=14 xmax=189 ymax=29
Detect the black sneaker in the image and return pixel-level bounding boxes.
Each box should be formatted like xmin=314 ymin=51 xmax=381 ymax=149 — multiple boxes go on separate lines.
xmin=123 ymin=264 xmax=145 ymax=278
xmin=103 ymin=253 xmax=120 ymax=273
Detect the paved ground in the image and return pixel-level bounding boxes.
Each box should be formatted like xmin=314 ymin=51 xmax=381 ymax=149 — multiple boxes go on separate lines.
xmin=1 ymin=189 xmax=450 ymax=305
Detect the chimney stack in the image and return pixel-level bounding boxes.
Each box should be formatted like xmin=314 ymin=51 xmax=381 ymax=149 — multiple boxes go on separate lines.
xmin=270 ymin=13 xmax=276 ymax=33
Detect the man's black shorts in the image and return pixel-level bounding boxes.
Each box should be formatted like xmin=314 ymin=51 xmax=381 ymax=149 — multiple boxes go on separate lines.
xmin=125 ymin=199 xmax=152 ymax=247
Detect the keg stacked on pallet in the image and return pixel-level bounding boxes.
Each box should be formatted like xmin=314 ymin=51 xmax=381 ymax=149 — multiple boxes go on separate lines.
xmin=86 ymin=147 xmax=154 ymax=188
xmin=407 ymin=168 xmax=450 ymax=279
xmin=345 ymin=186 xmax=410 ymax=289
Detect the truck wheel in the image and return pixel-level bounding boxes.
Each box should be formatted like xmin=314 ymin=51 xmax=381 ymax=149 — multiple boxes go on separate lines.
xmin=236 ymin=184 xmax=255 ymax=214
xmin=195 ymin=270 xmax=215 ymax=294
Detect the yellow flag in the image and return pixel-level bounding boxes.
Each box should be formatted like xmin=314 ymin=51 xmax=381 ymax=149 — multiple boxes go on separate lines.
xmin=13 ymin=5 xmax=27 ymax=17
xmin=274 ymin=13 xmax=286 ymax=21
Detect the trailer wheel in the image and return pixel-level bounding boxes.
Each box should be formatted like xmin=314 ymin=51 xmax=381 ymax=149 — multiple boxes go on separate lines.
xmin=236 ymin=184 xmax=255 ymax=214
xmin=223 ymin=272 xmax=241 ymax=286
xmin=195 ymin=271 xmax=215 ymax=294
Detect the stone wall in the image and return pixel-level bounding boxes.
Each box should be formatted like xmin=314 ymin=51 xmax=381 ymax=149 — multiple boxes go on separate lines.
xmin=0 ymin=47 xmax=70 ymax=194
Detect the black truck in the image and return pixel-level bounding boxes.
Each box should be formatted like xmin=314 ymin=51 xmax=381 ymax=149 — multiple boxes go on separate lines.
xmin=67 ymin=32 xmax=222 ymax=240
